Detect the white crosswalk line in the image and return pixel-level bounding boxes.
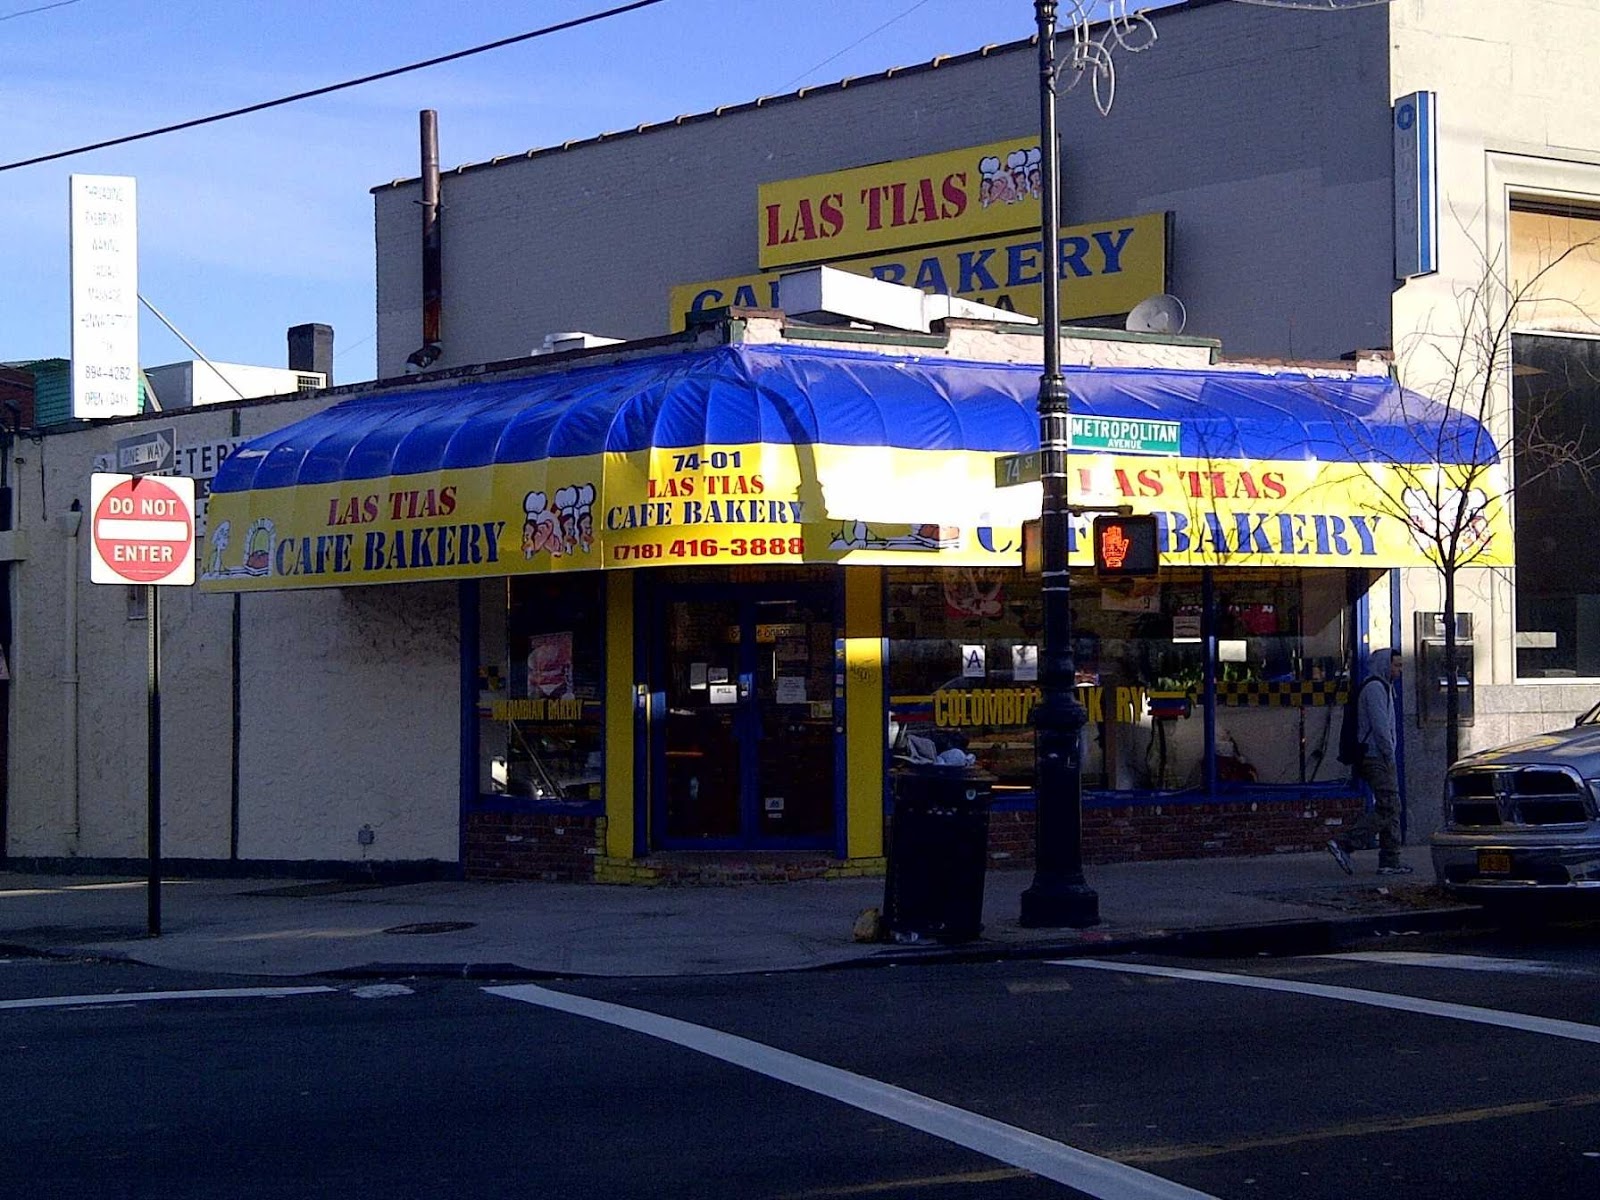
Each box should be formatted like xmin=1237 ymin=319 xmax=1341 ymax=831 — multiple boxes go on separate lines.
xmin=351 ymin=983 xmax=415 ymax=999
xmin=1052 ymin=960 xmax=1600 ymax=1045
xmin=487 ymin=983 xmax=1222 ymax=1200
xmin=0 ymin=986 xmax=334 ymax=1011
xmin=1317 ymin=951 xmax=1585 ymax=975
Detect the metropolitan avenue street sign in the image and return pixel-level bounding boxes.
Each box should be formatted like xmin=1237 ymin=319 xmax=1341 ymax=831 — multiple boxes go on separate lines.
xmin=89 ymin=473 xmax=196 ymax=586
xmin=995 ymin=416 xmax=1182 ymax=486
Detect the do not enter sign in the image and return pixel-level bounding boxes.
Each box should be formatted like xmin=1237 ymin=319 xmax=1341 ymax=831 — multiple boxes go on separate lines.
xmin=90 ymin=473 xmax=197 ymax=585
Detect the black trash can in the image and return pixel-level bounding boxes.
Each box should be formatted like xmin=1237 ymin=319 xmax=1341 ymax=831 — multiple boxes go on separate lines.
xmin=883 ymin=764 xmax=994 ymax=943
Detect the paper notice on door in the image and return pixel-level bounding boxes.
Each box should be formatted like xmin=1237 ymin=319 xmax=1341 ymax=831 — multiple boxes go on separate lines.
xmin=708 ymin=667 xmax=730 ymax=684
xmin=689 ymin=662 xmax=708 ymax=689
xmin=775 ymin=676 xmax=808 ymax=704
xmin=962 ymin=645 xmax=987 ymax=678
xmin=1012 ymin=644 xmax=1038 ymax=682
xmin=709 ymin=683 xmax=738 ymax=704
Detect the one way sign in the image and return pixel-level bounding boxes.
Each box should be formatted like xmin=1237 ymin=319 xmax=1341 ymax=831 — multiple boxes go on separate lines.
xmin=115 ymin=427 xmax=176 ymax=475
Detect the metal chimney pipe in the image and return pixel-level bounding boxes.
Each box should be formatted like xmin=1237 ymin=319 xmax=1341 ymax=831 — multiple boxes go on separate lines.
xmin=420 ymin=109 xmax=442 ymax=352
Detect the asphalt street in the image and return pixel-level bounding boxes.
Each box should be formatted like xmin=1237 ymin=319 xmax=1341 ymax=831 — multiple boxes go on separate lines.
xmin=3 ymin=923 xmax=1599 ymax=1199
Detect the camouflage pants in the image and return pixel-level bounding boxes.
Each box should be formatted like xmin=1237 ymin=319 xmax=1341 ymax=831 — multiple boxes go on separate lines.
xmin=1338 ymin=757 xmax=1402 ymax=867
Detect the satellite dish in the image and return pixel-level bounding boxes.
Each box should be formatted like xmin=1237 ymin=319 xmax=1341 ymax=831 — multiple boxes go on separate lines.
xmin=1125 ymin=294 xmax=1187 ymax=335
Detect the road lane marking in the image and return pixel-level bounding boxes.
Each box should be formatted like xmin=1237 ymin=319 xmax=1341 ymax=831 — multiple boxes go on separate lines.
xmin=1005 ymin=979 xmax=1076 ymax=994
xmin=0 ymin=880 xmax=191 ymax=898
xmin=1317 ymin=951 xmax=1584 ymax=975
xmin=0 ymin=986 xmax=334 ymax=1011
xmin=1052 ymin=960 xmax=1600 ymax=1045
xmin=487 ymin=984 xmax=1221 ymax=1200
xmin=1106 ymin=1092 xmax=1600 ymax=1164
xmin=778 ymin=1167 xmax=1032 ymax=1196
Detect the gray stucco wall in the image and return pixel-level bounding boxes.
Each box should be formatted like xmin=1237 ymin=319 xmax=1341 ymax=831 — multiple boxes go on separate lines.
xmin=375 ymin=1 xmax=1395 ymax=376
xmin=5 ymin=398 xmax=461 ymax=867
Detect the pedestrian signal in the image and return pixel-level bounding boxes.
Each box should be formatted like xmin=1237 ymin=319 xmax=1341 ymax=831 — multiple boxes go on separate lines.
xmin=1092 ymin=515 xmax=1159 ymax=576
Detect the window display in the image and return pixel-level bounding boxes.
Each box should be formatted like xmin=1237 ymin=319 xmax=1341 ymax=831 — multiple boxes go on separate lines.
xmin=1210 ymin=570 xmax=1348 ymax=785
xmin=478 ymin=576 xmax=604 ymax=804
xmin=886 ymin=566 xmax=1350 ymax=795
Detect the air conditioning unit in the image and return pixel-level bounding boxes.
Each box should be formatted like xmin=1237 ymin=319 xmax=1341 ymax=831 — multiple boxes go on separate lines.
xmin=532 ymin=331 xmax=623 ymax=356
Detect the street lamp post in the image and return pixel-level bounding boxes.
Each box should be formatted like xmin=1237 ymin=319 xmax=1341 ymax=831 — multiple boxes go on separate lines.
xmin=1020 ymin=0 xmax=1099 ymax=928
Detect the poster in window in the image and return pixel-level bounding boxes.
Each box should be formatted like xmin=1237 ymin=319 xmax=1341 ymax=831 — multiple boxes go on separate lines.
xmin=527 ymin=632 xmax=575 ymax=700
xmin=1012 ymin=644 xmax=1038 ymax=682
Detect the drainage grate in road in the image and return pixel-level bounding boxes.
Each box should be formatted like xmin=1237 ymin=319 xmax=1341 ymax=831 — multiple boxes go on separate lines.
xmin=382 ymin=921 xmax=476 ymax=935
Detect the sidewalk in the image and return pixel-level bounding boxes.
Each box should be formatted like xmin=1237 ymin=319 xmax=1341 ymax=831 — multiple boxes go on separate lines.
xmin=0 ymin=844 xmax=1471 ymax=980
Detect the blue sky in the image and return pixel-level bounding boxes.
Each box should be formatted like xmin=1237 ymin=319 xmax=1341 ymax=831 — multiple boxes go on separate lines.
xmin=1 ymin=0 xmax=1177 ymax=383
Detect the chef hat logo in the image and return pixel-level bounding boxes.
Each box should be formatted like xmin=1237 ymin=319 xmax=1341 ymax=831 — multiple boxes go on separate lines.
xmin=979 ymin=155 xmax=1001 ymax=176
xmin=1026 ymin=146 xmax=1041 ymax=167
xmin=524 ymin=491 xmax=547 ymax=518
xmin=1007 ymin=148 xmax=1028 ymax=171
xmin=1403 ymin=486 xmax=1492 ymax=548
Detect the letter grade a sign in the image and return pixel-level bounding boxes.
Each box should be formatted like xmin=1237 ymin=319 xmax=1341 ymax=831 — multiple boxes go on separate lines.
xmin=89 ymin=473 xmax=197 ymax=586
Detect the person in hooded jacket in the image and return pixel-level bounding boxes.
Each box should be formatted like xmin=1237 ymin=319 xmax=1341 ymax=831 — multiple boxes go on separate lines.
xmin=1328 ymin=648 xmax=1412 ymax=875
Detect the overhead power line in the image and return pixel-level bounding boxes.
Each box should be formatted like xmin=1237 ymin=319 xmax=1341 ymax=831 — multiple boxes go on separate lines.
xmin=0 ymin=0 xmax=670 ymax=174
xmin=779 ymin=0 xmax=932 ymax=91
xmin=0 ymin=0 xmax=82 ymax=22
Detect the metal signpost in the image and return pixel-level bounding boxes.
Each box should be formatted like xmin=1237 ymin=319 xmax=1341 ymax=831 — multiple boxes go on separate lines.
xmin=1020 ymin=0 xmax=1099 ymax=928
xmin=89 ymin=472 xmax=196 ymax=937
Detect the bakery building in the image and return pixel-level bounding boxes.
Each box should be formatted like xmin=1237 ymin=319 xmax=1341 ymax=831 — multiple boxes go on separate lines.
xmin=2 ymin=298 xmax=1505 ymax=881
xmin=4 ymin=0 xmax=1597 ymax=879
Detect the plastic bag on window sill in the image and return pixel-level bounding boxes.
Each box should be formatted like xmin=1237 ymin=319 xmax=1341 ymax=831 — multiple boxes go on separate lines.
xmin=905 ymin=733 xmax=975 ymax=768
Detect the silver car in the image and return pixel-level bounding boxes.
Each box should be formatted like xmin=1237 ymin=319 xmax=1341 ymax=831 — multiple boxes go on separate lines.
xmin=1431 ymin=701 xmax=1600 ymax=899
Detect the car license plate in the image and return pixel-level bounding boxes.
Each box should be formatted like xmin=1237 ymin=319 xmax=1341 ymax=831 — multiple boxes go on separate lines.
xmin=1478 ymin=850 xmax=1512 ymax=875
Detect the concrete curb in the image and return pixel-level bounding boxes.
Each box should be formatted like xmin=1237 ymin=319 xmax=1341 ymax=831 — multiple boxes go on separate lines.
xmin=838 ymin=904 xmax=1494 ymax=972
xmin=0 ymin=905 xmax=1491 ymax=983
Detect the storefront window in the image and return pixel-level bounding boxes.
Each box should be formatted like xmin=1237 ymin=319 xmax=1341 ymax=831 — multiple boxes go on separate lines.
xmin=477 ymin=576 xmax=605 ymax=804
xmin=1069 ymin=572 xmax=1205 ymax=791
xmin=1210 ymin=569 xmax=1348 ymax=785
xmin=887 ymin=567 xmax=1207 ymax=793
xmin=886 ymin=566 xmax=1349 ymax=795
xmin=1508 ymin=202 xmax=1600 ymax=678
xmin=887 ymin=568 xmax=1046 ymax=795
xmin=1512 ymin=332 xmax=1600 ymax=678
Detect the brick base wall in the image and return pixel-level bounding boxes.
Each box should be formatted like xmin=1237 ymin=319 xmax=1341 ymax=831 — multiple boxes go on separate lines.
xmin=464 ymin=812 xmax=601 ymax=882
xmin=984 ymin=796 xmax=1366 ymax=869
xmin=465 ymin=798 xmax=1365 ymax=882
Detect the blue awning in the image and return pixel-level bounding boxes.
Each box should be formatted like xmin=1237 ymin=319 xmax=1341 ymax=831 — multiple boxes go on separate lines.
xmin=212 ymin=341 xmax=1496 ymax=499
xmin=199 ymin=340 xmax=1512 ymax=591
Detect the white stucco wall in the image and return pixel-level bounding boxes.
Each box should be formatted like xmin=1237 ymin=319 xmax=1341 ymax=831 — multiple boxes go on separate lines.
xmin=1388 ymin=0 xmax=1600 ymax=831
xmin=5 ymin=395 xmax=461 ymax=867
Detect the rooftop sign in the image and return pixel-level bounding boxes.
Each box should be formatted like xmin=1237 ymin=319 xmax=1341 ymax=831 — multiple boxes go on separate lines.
xmin=758 ymin=138 xmax=1042 ymax=269
xmin=674 ymin=212 xmax=1169 ymax=331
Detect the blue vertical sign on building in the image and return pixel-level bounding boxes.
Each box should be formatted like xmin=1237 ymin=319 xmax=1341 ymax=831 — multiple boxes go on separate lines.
xmin=1394 ymin=90 xmax=1438 ymax=279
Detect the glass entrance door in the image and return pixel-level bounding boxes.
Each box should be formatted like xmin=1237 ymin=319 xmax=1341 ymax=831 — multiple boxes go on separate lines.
xmin=654 ymin=586 xmax=837 ymax=850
